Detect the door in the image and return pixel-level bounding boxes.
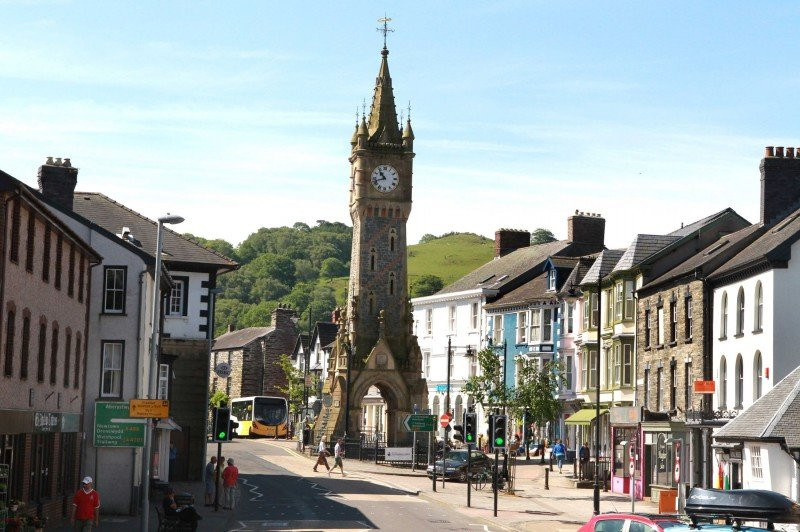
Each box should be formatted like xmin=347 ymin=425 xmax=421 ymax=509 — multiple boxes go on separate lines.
xmin=643 ymin=444 xmax=653 ymax=497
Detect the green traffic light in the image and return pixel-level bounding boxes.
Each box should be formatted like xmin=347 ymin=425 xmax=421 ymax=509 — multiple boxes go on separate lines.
xmin=495 ymin=437 xmax=504 ymax=446
xmin=218 ymin=431 xmax=226 ymax=439
xmin=466 ymin=434 xmax=474 ymax=442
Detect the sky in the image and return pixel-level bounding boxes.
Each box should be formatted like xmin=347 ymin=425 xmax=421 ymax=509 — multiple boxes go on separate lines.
xmin=2 ymin=1 xmax=800 ymax=250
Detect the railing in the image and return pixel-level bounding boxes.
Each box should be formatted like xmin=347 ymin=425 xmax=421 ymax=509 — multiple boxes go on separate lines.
xmin=303 ymin=431 xmax=431 ymax=469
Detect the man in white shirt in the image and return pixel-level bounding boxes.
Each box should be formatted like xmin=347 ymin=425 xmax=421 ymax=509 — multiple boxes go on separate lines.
xmin=330 ymin=438 xmax=346 ymax=477
xmin=313 ymin=437 xmax=330 ymax=473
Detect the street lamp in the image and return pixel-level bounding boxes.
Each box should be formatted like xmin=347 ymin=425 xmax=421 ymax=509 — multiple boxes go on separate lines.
xmin=593 ymin=275 xmax=602 ymax=515
xmin=141 ymin=213 xmax=184 ymax=532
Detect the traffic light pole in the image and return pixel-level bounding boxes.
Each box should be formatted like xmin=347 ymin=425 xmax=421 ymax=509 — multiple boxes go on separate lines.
xmin=493 ymin=448 xmax=499 ymax=517
xmin=213 ymin=442 xmax=222 ymax=512
xmin=467 ymin=442 xmax=472 ymax=507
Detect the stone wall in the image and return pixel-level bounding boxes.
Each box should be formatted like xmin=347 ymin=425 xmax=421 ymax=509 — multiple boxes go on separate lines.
xmin=262 ymin=308 xmax=298 ymax=397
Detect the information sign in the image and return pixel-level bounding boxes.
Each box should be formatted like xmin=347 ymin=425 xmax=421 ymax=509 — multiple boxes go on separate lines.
xmin=385 ymin=447 xmax=413 ymax=461
xmin=402 ymin=414 xmax=436 ymax=432
xmin=94 ymin=401 xmax=145 ymax=448
xmin=129 ymin=399 xmax=170 ymax=419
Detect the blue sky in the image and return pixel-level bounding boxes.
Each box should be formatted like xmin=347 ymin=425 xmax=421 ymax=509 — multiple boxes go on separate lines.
xmin=2 ymin=1 xmax=800 ymax=249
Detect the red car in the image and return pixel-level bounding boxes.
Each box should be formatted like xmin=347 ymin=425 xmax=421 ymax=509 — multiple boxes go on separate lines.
xmin=578 ymin=513 xmax=684 ymax=532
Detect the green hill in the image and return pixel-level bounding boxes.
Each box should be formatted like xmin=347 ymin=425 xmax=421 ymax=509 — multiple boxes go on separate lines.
xmin=407 ymin=233 xmax=494 ymax=288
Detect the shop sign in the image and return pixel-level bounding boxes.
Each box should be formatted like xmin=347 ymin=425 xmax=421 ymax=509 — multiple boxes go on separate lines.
xmin=33 ymin=412 xmax=60 ymax=433
xmin=610 ymin=406 xmax=641 ymax=425
xmin=693 ymin=380 xmax=715 ymax=394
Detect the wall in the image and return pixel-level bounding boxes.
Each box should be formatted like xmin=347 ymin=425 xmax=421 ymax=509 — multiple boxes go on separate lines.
xmin=771 ymin=240 xmax=800 ymax=385
xmin=742 ymin=442 xmax=798 ymax=501
xmin=163 ymin=270 xmax=210 ymax=340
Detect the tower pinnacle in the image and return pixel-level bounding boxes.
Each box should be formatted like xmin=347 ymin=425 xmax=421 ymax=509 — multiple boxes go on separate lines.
xmin=367 ymin=21 xmax=401 ymax=145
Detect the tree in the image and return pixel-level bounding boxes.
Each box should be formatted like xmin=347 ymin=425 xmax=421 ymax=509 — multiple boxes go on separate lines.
xmin=419 ymin=233 xmax=437 ymax=244
xmin=319 ymin=257 xmax=348 ymax=278
xmin=275 ymin=354 xmax=305 ymax=417
xmin=463 ymin=347 xmax=511 ymax=414
xmin=410 ymin=274 xmax=445 ymax=297
xmin=513 ymin=359 xmax=563 ymax=451
xmin=530 ymin=228 xmax=557 ymax=245
xmin=209 ymin=390 xmax=230 ymax=408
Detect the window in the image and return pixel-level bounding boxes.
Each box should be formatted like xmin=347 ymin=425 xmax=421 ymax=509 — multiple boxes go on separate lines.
xmin=657 ymin=306 xmax=664 ymax=345
xmin=685 ymin=297 xmax=693 ymax=340
xmin=388 ymin=272 xmax=395 ymax=296
xmin=9 ymin=198 xmax=20 ymax=263
xmin=25 ymin=209 xmax=35 ymax=272
xmin=368 ymin=291 xmax=375 ymax=314
xmin=449 ymin=352 xmax=455 ymax=379
xmin=670 ymin=301 xmax=677 ymax=343
xmin=42 ymin=225 xmax=51 ymax=282
xmin=593 ymin=519 xmax=625 ymax=532
xmin=492 ymin=315 xmax=503 ymax=345
xmin=583 ymin=297 xmax=590 ymax=329
xmin=543 ymin=309 xmax=553 ymax=342
xmin=644 ymin=309 xmax=651 ymax=347
xmin=455 ymin=396 xmax=463 ymax=424
xmin=425 ymin=309 xmax=432 ymax=334
xmin=565 ymin=354 xmax=573 ymax=390
xmin=157 ymin=363 xmax=169 ymax=399
xmin=751 ymin=446 xmax=763 ymax=480
xmin=719 ymin=356 xmax=728 ymax=409
xmin=581 ymin=352 xmax=588 ymax=390
xmin=432 ymin=396 xmax=440 ymax=418
xmin=735 ymin=354 xmax=743 ymax=409
xmin=63 ymin=331 xmax=71 ymax=387
xmin=615 ymin=282 xmax=623 ymax=321
xmin=471 ymin=302 xmax=479 ymax=330
xmin=469 ymin=352 xmax=478 ymax=378
xmin=606 ymin=348 xmax=613 ymax=389
xmin=3 ymin=309 xmax=15 ymax=377
xmin=36 ymin=322 xmax=46 ymax=382
xmin=720 ymin=291 xmax=728 ymax=338
xmin=168 ymin=277 xmax=188 ymax=316
xmin=656 ymin=367 xmax=663 ymax=411
xmin=624 ymin=281 xmax=635 ymax=319
xmin=644 ymin=368 xmax=650 ymax=409
xmin=613 ymin=344 xmax=621 ymax=387
xmin=736 ymin=288 xmax=745 ymax=336
xmin=49 ymin=325 xmax=58 ymax=385
xmin=605 ymin=288 xmax=613 ymax=326
xmin=369 ymin=248 xmax=377 ymax=271
xmin=753 ymin=351 xmax=762 ymax=401
xmin=547 ymin=269 xmax=556 ymax=291
xmin=55 ymin=233 xmax=63 ymax=290
xmin=74 ymin=333 xmax=81 ymax=389
xmin=530 ymin=309 xmax=541 ymax=342
xmin=20 ymin=314 xmax=30 ymax=380
xmin=67 ymin=245 xmax=75 ymax=297
xmin=423 ymin=352 xmax=430 ymax=378
xmin=389 ymin=229 xmax=396 ymax=252
xmin=622 ymin=344 xmax=632 ymax=386
xmin=448 ymin=305 xmax=456 ymax=332
xmin=628 ymin=522 xmax=658 ymax=532
xmin=685 ymin=361 xmax=692 ymax=410
xmin=103 ymin=267 xmax=126 ymax=314
xmin=101 ymin=342 xmax=123 ymax=397
xmin=517 ymin=312 xmax=527 ymax=343
xmin=670 ymin=360 xmax=677 ymax=410
xmin=588 ymin=349 xmax=598 ymax=389
xmin=754 ymin=282 xmax=763 ymax=331
xmin=591 ymin=292 xmax=599 ymax=328
xmin=567 ymin=302 xmax=574 ymax=334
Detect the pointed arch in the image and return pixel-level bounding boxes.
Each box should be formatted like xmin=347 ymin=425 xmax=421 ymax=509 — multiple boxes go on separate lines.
xmin=719 ymin=355 xmax=727 ymax=409
xmin=735 ymin=354 xmax=743 ymax=409
xmin=389 ymin=228 xmax=397 ymax=252
xmin=754 ymin=281 xmax=763 ymax=331
xmin=753 ymin=350 xmax=763 ymax=401
xmin=720 ymin=291 xmax=728 ymax=338
xmin=370 ymin=248 xmax=377 ymax=271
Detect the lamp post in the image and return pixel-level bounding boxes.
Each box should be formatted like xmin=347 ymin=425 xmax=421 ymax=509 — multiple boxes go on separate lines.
xmin=593 ymin=275 xmax=602 ymax=515
xmin=443 ymin=338 xmax=473 ymax=490
xmin=141 ymin=214 xmax=184 ymax=532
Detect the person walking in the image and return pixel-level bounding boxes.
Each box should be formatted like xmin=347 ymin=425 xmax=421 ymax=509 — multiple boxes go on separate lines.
xmin=169 ymin=441 xmax=178 ymax=479
xmin=221 ymin=458 xmax=239 ymax=510
xmin=204 ymin=456 xmax=217 ymax=506
xmin=579 ymin=442 xmax=590 ymax=480
xmin=70 ymin=476 xmax=100 ymax=531
xmin=330 ymin=438 xmax=345 ymax=477
xmin=553 ymin=439 xmax=567 ymax=473
xmin=313 ymin=438 xmax=330 ymax=472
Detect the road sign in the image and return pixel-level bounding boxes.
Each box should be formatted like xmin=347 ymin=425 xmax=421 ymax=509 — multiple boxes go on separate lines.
xmin=674 ymin=441 xmax=682 ymax=483
xmin=403 ymin=414 xmax=436 ymax=432
xmin=440 ymin=413 xmax=452 ymax=428
xmin=129 ymin=399 xmax=170 ymax=418
xmin=693 ymin=380 xmax=715 ymax=394
xmin=214 ymin=362 xmax=232 ymax=379
xmin=304 ymin=375 xmax=313 ymax=387
xmin=385 ymin=447 xmax=413 ymax=461
xmin=94 ymin=401 xmax=145 ymax=448
xmin=435 ymin=384 xmax=448 ymax=393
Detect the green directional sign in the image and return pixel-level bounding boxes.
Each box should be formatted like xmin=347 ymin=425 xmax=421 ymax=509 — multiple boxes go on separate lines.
xmin=94 ymin=401 xmax=145 ymax=448
xmin=403 ymin=414 xmax=436 ymax=432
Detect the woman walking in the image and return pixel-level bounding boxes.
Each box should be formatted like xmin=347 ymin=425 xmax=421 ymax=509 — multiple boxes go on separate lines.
xmin=313 ymin=438 xmax=330 ymax=473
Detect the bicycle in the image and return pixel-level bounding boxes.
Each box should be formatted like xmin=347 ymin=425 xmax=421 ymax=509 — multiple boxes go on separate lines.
xmin=470 ymin=469 xmax=504 ymax=491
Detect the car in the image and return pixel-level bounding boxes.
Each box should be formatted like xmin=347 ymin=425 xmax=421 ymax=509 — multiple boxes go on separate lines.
xmin=577 ymin=513 xmax=685 ymax=532
xmin=426 ymin=449 xmax=492 ymax=482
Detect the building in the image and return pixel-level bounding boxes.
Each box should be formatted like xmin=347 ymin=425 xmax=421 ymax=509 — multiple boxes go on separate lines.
xmin=0 ymin=166 xmax=101 ymax=526
xmin=306 ymin=321 xmax=337 ymax=404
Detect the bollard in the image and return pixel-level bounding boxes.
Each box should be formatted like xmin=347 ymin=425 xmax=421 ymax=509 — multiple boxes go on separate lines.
xmin=549 ymin=456 xmax=553 ymax=472
xmin=573 ymin=457 xmax=577 ymax=478
xmin=544 ymin=467 xmax=549 ymax=490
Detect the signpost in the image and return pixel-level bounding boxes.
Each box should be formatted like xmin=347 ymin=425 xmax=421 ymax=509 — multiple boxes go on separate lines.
xmin=129 ymin=399 xmax=169 ymax=419
xmin=439 ymin=413 xmax=451 ymax=428
xmin=214 ymin=362 xmax=232 ymax=379
xmin=402 ymin=414 xmax=436 ymax=432
xmin=94 ymin=401 xmax=145 ymax=448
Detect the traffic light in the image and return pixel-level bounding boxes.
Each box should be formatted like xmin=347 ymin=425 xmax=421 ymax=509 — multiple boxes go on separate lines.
xmin=452 ymin=424 xmax=464 ymax=442
xmin=487 ymin=414 xmax=496 ymax=451
xmin=493 ymin=414 xmax=507 ymax=450
xmin=464 ymin=412 xmax=477 ymax=445
xmin=229 ymin=418 xmax=240 ymax=439
xmin=212 ymin=407 xmax=231 ymax=442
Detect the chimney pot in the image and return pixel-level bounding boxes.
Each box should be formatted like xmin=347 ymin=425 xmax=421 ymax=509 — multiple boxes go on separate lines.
xmin=55 ymin=157 xmax=62 ymax=165
xmin=38 ymin=157 xmax=78 ymax=211
xmin=765 ymin=146 xmax=775 ymax=157
xmin=776 ymin=147 xmax=785 ymax=158
xmin=568 ymin=211 xmax=605 ymax=249
xmin=46 ymin=156 xmax=54 ymax=165
xmin=63 ymin=158 xmax=71 ymax=168
xmin=227 ymin=324 xmax=234 ymax=333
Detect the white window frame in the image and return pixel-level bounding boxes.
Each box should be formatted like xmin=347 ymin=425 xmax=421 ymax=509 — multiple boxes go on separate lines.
xmin=543 ymin=308 xmax=552 ymax=342
xmin=622 ymin=344 xmax=632 ymax=386
xmin=492 ymin=315 xmax=503 ymax=345
xmin=103 ymin=267 xmax=125 ymax=314
xmin=720 ymin=356 xmax=728 ymax=409
xmin=613 ymin=344 xmax=621 ymax=387
xmin=567 ymin=302 xmax=574 ymax=334
xmin=657 ymin=307 xmax=665 ymax=345
xmin=168 ymin=279 xmax=186 ymax=316
xmin=721 ymin=291 xmax=728 ymax=338
xmin=754 ymin=282 xmax=763 ymax=331
xmin=157 ymin=363 xmax=169 ymax=399
xmin=423 ymin=351 xmax=430 ymax=378
xmin=565 ymin=354 xmax=573 ymax=390
xmin=425 ymin=309 xmax=433 ymax=335
xmin=471 ymin=302 xmax=479 ymax=330
xmin=517 ymin=311 xmax=527 ymax=344
xmin=547 ymin=269 xmax=556 ymax=291
xmin=686 ymin=297 xmax=694 ymax=340
xmin=624 ymin=280 xmax=634 ymax=319
xmin=751 ymin=445 xmax=763 ymax=480
xmin=530 ymin=309 xmax=541 ymax=342
xmin=754 ymin=351 xmax=762 ymax=401
xmin=615 ymin=282 xmax=623 ymax=321
xmin=448 ymin=305 xmax=456 ymax=332
xmin=736 ymin=288 xmax=745 ymax=336
xmin=101 ymin=342 xmax=123 ymax=397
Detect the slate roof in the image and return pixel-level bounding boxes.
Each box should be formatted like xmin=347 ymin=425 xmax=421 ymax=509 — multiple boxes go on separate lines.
xmin=291 ymin=333 xmax=311 ymax=361
xmin=668 ymin=208 xmax=738 ymax=237
xmin=313 ymin=322 xmax=338 ymax=350
xmin=558 ymin=255 xmax=599 ymax=297
xmin=438 ymin=240 xmax=602 ymax=295
xmin=484 ymin=271 xmax=553 ymax=310
xmin=641 ymin=224 xmax=763 ymax=292
xmin=70 ymin=192 xmax=238 ymax=270
xmin=714 ymin=365 xmax=800 ymax=449
xmin=579 ymin=249 xmax=626 ymax=285
xmin=548 ymin=256 xmax=580 ymax=270
xmin=212 ymin=327 xmax=273 ymax=351
xmin=710 ymin=205 xmax=800 ymax=279
xmin=612 ymin=234 xmax=680 ymax=273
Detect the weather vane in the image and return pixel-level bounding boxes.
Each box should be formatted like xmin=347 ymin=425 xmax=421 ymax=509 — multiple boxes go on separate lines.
xmin=377 ymin=16 xmax=394 ymax=49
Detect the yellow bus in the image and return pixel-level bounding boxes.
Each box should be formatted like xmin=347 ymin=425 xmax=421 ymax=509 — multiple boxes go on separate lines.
xmin=230 ymin=396 xmax=288 ymax=438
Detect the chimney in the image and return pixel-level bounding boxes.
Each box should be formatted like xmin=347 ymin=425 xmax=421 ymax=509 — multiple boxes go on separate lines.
xmin=38 ymin=157 xmax=78 ymax=211
xmin=271 ymin=304 xmax=298 ymax=329
xmin=227 ymin=324 xmax=235 ymax=333
xmin=494 ymin=229 xmax=531 ymax=258
xmin=760 ymin=146 xmax=800 ymax=225
xmin=567 ymin=210 xmax=605 ymax=248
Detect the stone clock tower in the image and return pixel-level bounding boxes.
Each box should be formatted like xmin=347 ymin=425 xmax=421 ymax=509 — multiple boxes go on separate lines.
xmin=315 ymin=41 xmax=426 ymax=445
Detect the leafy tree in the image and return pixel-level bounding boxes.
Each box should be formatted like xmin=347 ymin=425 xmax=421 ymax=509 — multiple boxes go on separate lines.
xmin=419 ymin=233 xmax=437 ymax=244
xmin=209 ymin=390 xmax=230 ymax=408
xmin=251 ymin=277 xmax=291 ymax=302
xmin=182 ymin=233 xmax=238 ymax=261
xmin=293 ymin=222 xmax=311 ymax=232
xmin=410 ymin=274 xmax=445 ymax=297
xmin=294 ymin=259 xmax=319 ymax=282
xmin=239 ymin=301 xmax=278 ymax=328
xmin=513 ymin=359 xmax=563 ymax=449
xmin=530 ymin=228 xmax=557 ymax=245
xmin=275 ymin=354 xmax=304 ymax=416
xmin=250 ymin=253 xmax=296 ymax=287
xmin=463 ymin=348 xmax=511 ymax=414
xmin=214 ymin=298 xmax=246 ymax=337
xmin=319 ymin=257 xmax=348 ymax=278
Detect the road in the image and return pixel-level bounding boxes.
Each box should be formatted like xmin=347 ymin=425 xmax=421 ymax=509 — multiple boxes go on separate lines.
xmin=210 ymin=438 xmax=503 ymax=531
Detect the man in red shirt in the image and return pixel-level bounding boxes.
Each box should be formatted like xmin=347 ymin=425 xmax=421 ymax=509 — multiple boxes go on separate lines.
xmin=221 ymin=457 xmax=239 ymax=510
xmin=71 ymin=476 xmax=100 ymax=531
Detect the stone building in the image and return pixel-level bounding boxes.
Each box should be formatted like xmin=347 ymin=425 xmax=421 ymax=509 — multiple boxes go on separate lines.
xmin=0 ymin=166 xmax=101 ymax=527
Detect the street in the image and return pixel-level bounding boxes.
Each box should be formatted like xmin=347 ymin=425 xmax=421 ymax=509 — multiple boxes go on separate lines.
xmin=212 ymin=438 xmax=504 ymax=531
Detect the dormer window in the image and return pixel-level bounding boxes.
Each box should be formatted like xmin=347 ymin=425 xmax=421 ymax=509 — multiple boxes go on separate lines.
xmin=547 ymin=269 xmax=556 ymax=291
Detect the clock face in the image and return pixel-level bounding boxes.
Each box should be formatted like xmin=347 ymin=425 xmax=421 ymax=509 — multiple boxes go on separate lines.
xmin=371 ymin=165 xmax=399 ymax=192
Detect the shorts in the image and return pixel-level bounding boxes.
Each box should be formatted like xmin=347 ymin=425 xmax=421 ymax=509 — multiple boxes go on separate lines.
xmin=334 ymin=456 xmax=343 ymax=466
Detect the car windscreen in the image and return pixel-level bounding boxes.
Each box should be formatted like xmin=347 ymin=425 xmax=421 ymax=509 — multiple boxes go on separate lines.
xmin=444 ymin=452 xmax=466 ymax=462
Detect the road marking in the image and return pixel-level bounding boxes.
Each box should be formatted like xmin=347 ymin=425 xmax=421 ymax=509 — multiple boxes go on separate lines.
xmin=468 ymin=525 xmax=489 ymax=531
xmin=338 ymin=493 xmax=428 ymax=502
xmin=240 ymin=476 xmax=263 ymax=502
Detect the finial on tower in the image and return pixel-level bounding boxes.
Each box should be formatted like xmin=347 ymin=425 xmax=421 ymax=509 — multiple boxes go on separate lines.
xmin=362 ymin=98 xmax=367 ymax=120
xmin=407 ymin=101 xmax=412 ymax=122
xmin=377 ymin=16 xmax=394 ymax=51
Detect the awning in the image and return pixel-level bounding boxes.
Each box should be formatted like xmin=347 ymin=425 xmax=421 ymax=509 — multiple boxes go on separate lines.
xmin=156 ymin=418 xmax=182 ymax=431
xmin=565 ymin=408 xmax=609 ymax=425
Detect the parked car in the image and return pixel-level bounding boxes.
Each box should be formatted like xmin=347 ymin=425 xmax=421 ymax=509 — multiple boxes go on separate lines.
xmin=426 ymin=449 xmax=492 ymax=482
xmin=577 ymin=513 xmax=684 ymax=531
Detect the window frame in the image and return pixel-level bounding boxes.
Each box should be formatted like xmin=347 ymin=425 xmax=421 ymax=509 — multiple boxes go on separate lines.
xmin=685 ymin=296 xmax=693 ymax=340
xmin=547 ymin=269 xmax=556 ymax=291
xmin=735 ymin=354 xmax=744 ymax=409
xmin=492 ymin=315 xmax=503 ymax=345
xmin=720 ymin=291 xmax=728 ymax=339
xmin=425 ymin=308 xmax=432 ymax=335
xmin=543 ymin=308 xmax=553 ymax=342
xmin=751 ymin=445 xmax=763 ymax=480
xmin=567 ymin=302 xmax=574 ymax=334
xmin=736 ymin=288 xmax=745 ymax=336
xmin=3 ymin=308 xmax=16 ymax=377
xmin=644 ymin=309 xmax=651 ymax=348
xmin=167 ymin=276 xmax=190 ymax=317
xmin=624 ymin=280 xmax=635 ymax=319
xmin=20 ymin=313 xmax=30 ymax=380
xmin=754 ymin=282 xmax=763 ymax=332
xmin=615 ymin=282 xmax=623 ymax=321
xmin=530 ymin=309 xmax=541 ymax=342
xmin=49 ymin=323 xmax=59 ymax=385
xmin=100 ymin=341 xmax=124 ymax=398
xmin=42 ymin=225 xmax=51 ymax=283
xmin=471 ymin=302 xmax=479 ymax=330
xmin=63 ymin=330 xmax=71 ymax=388
xmin=25 ymin=208 xmax=35 ymax=273
xmin=719 ymin=356 xmax=728 ymax=409
xmin=103 ymin=266 xmax=127 ymax=315
xmin=448 ymin=305 xmax=456 ymax=333
xmin=517 ymin=311 xmax=527 ymax=344
xmin=622 ymin=343 xmax=632 ymax=386
xmin=657 ymin=306 xmax=664 ymax=346
xmin=157 ymin=362 xmax=170 ymax=400
xmin=656 ymin=366 xmax=663 ymax=411
xmin=670 ymin=301 xmax=677 ymax=343
xmin=753 ymin=351 xmax=762 ymax=401
xmin=9 ymin=198 xmax=20 ymax=264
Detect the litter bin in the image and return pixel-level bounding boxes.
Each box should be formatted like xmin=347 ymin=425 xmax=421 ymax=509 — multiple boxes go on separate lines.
xmin=659 ymin=489 xmax=678 ymax=513
xmin=566 ymin=449 xmax=576 ymax=463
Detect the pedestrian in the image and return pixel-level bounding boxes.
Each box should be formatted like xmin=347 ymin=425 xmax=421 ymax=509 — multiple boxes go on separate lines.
xmin=216 ymin=455 xmax=226 ymax=498
xmin=313 ymin=437 xmax=330 ymax=472
xmin=579 ymin=442 xmax=590 ymax=480
xmin=204 ymin=456 xmax=217 ymax=506
xmin=330 ymin=437 xmax=346 ymax=476
xmin=163 ymin=486 xmax=201 ymax=531
xmin=553 ymin=438 xmax=567 ymax=473
xmin=169 ymin=441 xmax=178 ymax=479
xmin=221 ymin=458 xmax=239 ymax=510
xmin=70 ymin=476 xmax=99 ymax=531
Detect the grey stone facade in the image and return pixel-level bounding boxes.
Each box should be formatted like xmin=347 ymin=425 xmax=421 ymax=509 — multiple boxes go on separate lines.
xmin=262 ymin=307 xmax=299 ymax=396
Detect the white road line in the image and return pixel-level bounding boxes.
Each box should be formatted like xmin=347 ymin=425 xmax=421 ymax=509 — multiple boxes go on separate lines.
xmin=240 ymin=476 xmax=263 ymax=502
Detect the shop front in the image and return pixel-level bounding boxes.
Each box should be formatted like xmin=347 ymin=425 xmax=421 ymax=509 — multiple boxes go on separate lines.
xmin=640 ymin=417 xmax=687 ymax=505
xmin=565 ymin=406 xmax=610 ymax=479
xmin=609 ymin=406 xmax=642 ymax=499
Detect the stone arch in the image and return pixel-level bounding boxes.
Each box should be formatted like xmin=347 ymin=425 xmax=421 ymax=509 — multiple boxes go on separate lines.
xmin=348 ymin=369 xmax=410 ymax=445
